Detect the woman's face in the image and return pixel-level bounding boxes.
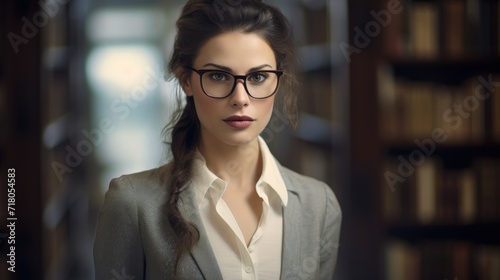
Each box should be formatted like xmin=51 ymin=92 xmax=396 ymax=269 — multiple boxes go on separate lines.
xmin=183 ymin=31 xmax=277 ymax=148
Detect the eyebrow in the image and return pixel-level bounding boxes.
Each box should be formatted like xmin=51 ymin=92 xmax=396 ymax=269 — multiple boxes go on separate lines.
xmin=200 ymin=63 xmax=273 ymax=73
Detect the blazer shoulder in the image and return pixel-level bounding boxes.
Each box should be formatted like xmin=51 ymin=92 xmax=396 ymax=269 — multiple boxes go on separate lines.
xmin=95 ymin=164 xmax=174 ymax=280
xmin=279 ymin=164 xmax=330 ymax=193
xmin=106 ymin=163 xmax=172 ymax=205
xmin=279 ymin=164 xmax=341 ymax=211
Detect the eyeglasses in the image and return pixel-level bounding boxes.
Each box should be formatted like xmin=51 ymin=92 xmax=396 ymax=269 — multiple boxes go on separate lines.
xmin=187 ymin=66 xmax=283 ymax=99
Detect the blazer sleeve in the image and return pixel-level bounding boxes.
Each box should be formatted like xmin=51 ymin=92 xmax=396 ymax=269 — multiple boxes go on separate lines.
xmin=94 ymin=177 xmax=145 ymax=280
xmin=319 ymin=184 xmax=342 ymax=280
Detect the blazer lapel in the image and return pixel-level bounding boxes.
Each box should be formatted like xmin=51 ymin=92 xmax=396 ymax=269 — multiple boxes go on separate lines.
xmin=279 ymin=165 xmax=303 ymax=279
xmin=175 ymin=164 xmax=302 ymax=279
xmin=177 ymin=183 xmax=223 ymax=280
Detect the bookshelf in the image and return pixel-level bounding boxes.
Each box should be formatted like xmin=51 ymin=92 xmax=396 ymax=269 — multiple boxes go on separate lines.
xmin=371 ymin=0 xmax=500 ymax=279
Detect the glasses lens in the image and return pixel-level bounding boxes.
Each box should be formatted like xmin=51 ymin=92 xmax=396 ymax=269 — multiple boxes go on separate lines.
xmin=201 ymin=71 xmax=235 ymax=98
xmin=246 ymin=72 xmax=279 ymax=98
xmin=201 ymin=71 xmax=279 ymax=98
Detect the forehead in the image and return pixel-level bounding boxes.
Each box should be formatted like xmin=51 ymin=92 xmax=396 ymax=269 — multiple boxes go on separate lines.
xmin=194 ymin=31 xmax=276 ymax=71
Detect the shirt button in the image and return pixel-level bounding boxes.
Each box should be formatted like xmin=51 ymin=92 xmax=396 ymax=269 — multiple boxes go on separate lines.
xmin=245 ymin=266 xmax=253 ymax=274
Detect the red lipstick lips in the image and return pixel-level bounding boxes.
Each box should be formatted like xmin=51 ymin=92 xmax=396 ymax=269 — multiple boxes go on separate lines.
xmin=223 ymin=115 xmax=255 ymax=129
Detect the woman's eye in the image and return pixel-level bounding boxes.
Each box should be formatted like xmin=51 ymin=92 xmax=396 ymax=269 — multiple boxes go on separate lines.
xmin=209 ymin=72 xmax=229 ymax=81
xmin=249 ymin=73 xmax=268 ymax=83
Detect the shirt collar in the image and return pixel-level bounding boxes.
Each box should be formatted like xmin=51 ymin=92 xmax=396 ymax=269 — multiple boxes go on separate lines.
xmin=257 ymin=136 xmax=288 ymax=206
xmin=190 ymin=136 xmax=288 ymax=208
xmin=191 ymin=151 xmax=225 ymax=208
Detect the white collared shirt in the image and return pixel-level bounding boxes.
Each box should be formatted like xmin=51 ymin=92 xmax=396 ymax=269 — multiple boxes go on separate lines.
xmin=191 ymin=136 xmax=288 ymax=280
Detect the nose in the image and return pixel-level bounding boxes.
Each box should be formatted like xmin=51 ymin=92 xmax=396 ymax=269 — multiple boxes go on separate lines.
xmin=230 ymin=79 xmax=249 ymax=108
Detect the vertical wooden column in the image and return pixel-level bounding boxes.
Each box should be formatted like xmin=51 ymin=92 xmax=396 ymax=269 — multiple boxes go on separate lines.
xmin=346 ymin=0 xmax=384 ymax=279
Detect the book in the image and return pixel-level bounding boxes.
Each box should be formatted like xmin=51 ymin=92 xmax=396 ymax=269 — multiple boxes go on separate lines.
xmin=379 ymin=74 xmax=490 ymax=143
xmin=385 ymin=0 xmax=498 ymax=59
xmin=475 ymin=159 xmax=498 ymax=222
xmin=443 ymin=0 xmax=466 ymax=59
xmin=492 ymin=75 xmax=500 ymax=143
xmin=386 ymin=240 xmax=500 ymax=280
xmin=416 ymin=158 xmax=437 ymax=224
xmin=407 ymin=1 xmax=438 ymax=58
xmin=383 ymin=1 xmax=405 ymax=57
xmin=383 ymin=156 xmax=500 ymax=224
xmin=459 ymin=169 xmax=476 ymax=223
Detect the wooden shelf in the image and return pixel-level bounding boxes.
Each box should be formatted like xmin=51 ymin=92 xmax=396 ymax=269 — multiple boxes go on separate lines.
xmin=387 ymin=223 xmax=500 ymax=245
xmin=384 ymin=58 xmax=500 ymax=85
xmin=385 ymin=142 xmax=500 ymax=158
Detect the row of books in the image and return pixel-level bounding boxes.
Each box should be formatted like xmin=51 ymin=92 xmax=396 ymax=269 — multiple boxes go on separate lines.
xmin=386 ymin=240 xmax=500 ymax=280
xmin=378 ymin=72 xmax=500 ymax=143
xmin=384 ymin=0 xmax=500 ymax=59
xmin=383 ymin=157 xmax=500 ymax=224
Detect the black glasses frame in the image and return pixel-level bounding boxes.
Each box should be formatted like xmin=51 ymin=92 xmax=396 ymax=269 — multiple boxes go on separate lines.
xmin=187 ymin=66 xmax=283 ymax=99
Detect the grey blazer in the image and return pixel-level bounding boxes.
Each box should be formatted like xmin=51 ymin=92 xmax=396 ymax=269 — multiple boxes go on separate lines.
xmin=94 ymin=162 xmax=341 ymax=280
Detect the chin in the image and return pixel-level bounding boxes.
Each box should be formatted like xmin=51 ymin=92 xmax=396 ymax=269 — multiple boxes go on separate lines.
xmin=201 ymin=123 xmax=263 ymax=148
xmin=221 ymin=134 xmax=258 ymax=147
xmin=212 ymin=128 xmax=261 ymax=146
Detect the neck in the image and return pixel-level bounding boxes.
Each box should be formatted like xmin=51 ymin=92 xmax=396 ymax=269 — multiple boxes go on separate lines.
xmin=198 ymin=136 xmax=262 ymax=190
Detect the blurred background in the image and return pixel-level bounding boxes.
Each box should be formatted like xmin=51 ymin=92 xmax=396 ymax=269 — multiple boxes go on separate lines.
xmin=1 ymin=0 xmax=500 ymax=279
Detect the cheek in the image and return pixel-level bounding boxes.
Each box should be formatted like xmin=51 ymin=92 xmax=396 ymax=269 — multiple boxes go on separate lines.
xmin=192 ymin=95 xmax=211 ymax=120
xmin=191 ymin=88 xmax=223 ymax=123
xmin=261 ymin=98 xmax=275 ymax=122
xmin=190 ymin=82 xmax=209 ymax=115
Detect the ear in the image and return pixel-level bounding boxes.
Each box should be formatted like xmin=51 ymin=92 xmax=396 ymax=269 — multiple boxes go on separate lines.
xmin=181 ymin=79 xmax=193 ymax=96
xmin=174 ymin=66 xmax=193 ymax=96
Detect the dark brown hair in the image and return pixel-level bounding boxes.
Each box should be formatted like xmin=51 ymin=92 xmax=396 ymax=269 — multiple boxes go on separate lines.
xmin=165 ymin=0 xmax=298 ymax=271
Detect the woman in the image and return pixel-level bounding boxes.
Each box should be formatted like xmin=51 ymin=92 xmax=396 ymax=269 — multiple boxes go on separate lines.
xmin=93 ymin=0 xmax=342 ymax=279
